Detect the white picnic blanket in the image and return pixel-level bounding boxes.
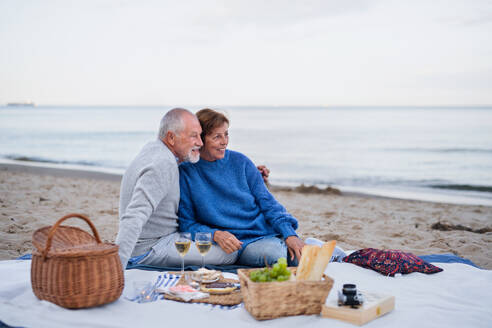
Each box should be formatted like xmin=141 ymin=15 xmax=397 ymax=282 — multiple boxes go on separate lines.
xmin=0 ymin=259 xmax=491 ymax=328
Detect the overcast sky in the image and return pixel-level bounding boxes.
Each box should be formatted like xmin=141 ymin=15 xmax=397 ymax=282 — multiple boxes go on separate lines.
xmin=1 ymin=0 xmax=491 ymax=106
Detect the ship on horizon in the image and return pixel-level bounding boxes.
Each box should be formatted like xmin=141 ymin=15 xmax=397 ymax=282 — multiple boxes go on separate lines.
xmin=6 ymin=101 xmax=36 ymax=107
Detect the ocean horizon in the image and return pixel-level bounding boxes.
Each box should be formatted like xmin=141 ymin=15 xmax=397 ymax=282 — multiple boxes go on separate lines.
xmin=1 ymin=105 xmax=492 ymax=206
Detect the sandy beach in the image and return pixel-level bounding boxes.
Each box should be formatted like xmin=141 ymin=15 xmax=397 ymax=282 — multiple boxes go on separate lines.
xmin=1 ymin=163 xmax=491 ymax=269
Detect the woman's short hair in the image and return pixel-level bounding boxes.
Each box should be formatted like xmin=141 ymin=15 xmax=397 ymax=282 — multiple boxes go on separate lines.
xmin=196 ymin=108 xmax=229 ymax=142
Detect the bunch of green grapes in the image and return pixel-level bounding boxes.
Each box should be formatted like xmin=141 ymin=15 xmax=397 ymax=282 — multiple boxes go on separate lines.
xmin=249 ymin=257 xmax=291 ymax=282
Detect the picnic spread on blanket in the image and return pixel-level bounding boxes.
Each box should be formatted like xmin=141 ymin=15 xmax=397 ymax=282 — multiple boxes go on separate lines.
xmin=4 ymin=213 xmax=491 ymax=328
xmin=32 ymin=215 xmax=436 ymax=317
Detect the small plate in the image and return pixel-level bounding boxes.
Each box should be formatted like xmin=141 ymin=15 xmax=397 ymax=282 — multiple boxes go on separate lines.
xmin=192 ymin=275 xmax=220 ymax=283
xmin=200 ymin=286 xmax=237 ymax=294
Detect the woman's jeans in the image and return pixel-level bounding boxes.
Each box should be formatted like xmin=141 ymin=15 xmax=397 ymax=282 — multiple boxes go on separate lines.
xmin=237 ymin=236 xmax=299 ymax=267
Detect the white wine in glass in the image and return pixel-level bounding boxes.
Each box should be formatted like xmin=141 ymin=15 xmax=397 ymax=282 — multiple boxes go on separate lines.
xmin=175 ymin=241 xmax=191 ymax=257
xmin=195 ymin=232 xmax=212 ymax=269
xmin=196 ymin=242 xmax=211 ymax=255
xmin=174 ymin=232 xmax=191 ymax=278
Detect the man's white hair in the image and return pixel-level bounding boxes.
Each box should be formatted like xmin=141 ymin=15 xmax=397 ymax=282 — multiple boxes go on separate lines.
xmin=158 ymin=108 xmax=194 ymax=139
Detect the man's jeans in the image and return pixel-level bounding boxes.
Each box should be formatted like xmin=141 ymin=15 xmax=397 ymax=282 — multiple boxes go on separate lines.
xmin=138 ymin=232 xmax=238 ymax=267
xmin=237 ymin=236 xmax=299 ymax=267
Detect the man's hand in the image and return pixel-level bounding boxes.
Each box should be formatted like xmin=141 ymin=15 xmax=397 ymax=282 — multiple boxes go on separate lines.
xmin=257 ymin=165 xmax=270 ymax=184
xmin=213 ymin=230 xmax=243 ymax=254
xmin=285 ymin=236 xmax=305 ymax=261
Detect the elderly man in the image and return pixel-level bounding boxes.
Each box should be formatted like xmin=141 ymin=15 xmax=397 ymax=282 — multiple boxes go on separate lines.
xmin=116 ymin=108 xmax=238 ymax=269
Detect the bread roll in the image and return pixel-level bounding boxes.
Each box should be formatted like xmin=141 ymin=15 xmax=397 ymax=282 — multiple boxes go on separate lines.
xmin=296 ymin=240 xmax=337 ymax=281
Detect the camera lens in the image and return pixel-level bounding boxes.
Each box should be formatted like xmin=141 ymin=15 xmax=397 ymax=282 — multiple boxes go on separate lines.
xmin=342 ymin=284 xmax=357 ymax=295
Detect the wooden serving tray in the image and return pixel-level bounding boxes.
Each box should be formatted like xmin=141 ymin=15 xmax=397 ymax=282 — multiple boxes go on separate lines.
xmin=163 ymin=273 xmax=242 ymax=306
xmin=321 ymin=292 xmax=395 ymax=326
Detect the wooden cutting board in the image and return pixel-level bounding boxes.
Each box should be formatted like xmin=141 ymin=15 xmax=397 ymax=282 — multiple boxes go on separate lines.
xmin=321 ymin=292 xmax=395 ymax=326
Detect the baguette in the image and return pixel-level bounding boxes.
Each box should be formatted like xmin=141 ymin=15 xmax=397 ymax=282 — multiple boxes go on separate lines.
xmin=310 ymin=240 xmax=336 ymax=280
xmin=296 ymin=240 xmax=337 ymax=281
xmin=296 ymin=245 xmax=320 ymax=281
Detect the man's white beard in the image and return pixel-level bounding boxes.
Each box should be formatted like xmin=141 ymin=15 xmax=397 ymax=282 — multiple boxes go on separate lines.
xmin=184 ymin=147 xmax=200 ymax=163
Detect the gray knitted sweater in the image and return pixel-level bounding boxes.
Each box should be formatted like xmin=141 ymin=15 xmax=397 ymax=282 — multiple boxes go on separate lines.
xmin=115 ymin=140 xmax=180 ymax=268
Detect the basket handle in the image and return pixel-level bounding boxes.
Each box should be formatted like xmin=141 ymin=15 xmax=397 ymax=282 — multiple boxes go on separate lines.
xmin=42 ymin=213 xmax=102 ymax=259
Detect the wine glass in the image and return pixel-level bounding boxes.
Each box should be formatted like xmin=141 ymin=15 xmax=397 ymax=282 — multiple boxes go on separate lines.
xmin=174 ymin=232 xmax=191 ymax=279
xmin=133 ymin=281 xmax=154 ymax=303
xmin=195 ymin=232 xmax=212 ymax=269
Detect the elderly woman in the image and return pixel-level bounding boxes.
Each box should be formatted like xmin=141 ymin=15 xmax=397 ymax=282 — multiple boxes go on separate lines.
xmin=178 ymin=108 xmax=304 ymax=267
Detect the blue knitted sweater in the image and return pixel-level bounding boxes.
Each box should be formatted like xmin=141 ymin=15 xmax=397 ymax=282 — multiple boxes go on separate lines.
xmin=178 ymin=150 xmax=298 ymax=254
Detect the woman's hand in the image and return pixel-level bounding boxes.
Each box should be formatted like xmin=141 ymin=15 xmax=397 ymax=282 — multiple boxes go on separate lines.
xmin=256 ymin=165 xmax=270 ymax=184
xmin=213 ymin=230 xmax=243 ymax=254
xmin=285 ymin=236 xmax=305 ymax=261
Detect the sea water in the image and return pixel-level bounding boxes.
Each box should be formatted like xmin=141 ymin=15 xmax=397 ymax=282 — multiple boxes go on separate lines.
xmin=1 ymin=105 xmax=491 ymax=205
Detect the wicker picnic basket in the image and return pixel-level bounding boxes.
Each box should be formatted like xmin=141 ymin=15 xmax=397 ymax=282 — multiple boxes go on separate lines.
xmin=31 ymin=213 xmax=124 ymax=309
xmin=237 ymin=267 xmax=334 ymax=320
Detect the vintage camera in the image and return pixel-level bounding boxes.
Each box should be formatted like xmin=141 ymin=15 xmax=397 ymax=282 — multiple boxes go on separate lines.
xmin=337 ymin=284 xmax=364 ymax=308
